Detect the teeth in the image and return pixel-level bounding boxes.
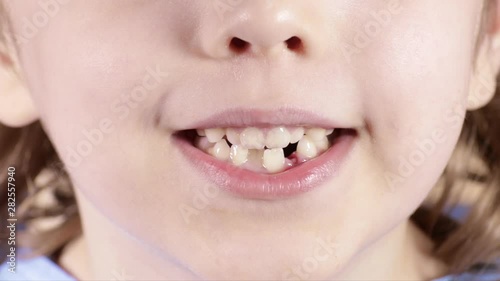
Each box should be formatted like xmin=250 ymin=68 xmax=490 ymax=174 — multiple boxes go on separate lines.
xmin=263 ymin=148 xmax=286 ymax=173
xmin=314 ymin=136 xmax=329 ymax=152
xmin=210 ymin=140 xmax=230 ymax=160
xmin=195 ymin=137 xmax=213 ymax=151
xmin=265 ymin=127 xmax=291 ymax=148
xmin=230 ymin=145 xmax=248 ymax=166
xmin=196 ymin=126 xmax=335 ymax=173
xmin=226 ymin=128 xmax=241 ymax=145
xmin=297 ymin=136 xmax=318 ymax=159
xmin=289 ymin=127 xmax=305 ymax=144
xmin=205 ymin=128 xmax=226 ymax=143
xmin=305 ymin=128 xmax=328 ymax=141
xmin=240 ymin=127 xmax=265 ymax=149
xmin=246 ymin=149 xmax=264 ymax=169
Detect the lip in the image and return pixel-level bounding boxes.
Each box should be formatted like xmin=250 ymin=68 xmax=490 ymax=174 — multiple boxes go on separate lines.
xmin=172 ymin=108 xmax=357 ymax=200
xmin=180 ymin=107 xmax=346 ymax=130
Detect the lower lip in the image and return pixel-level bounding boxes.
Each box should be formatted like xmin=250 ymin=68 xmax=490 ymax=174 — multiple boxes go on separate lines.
xmin=173 ymin=132 xmax=356 ymax=200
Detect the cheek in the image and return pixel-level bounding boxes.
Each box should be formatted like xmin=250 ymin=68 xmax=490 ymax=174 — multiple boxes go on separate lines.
xmin=8 ymin=2 xmax=193 ymax=246
xmin=352 ymin=1 xmax=478 ymax=201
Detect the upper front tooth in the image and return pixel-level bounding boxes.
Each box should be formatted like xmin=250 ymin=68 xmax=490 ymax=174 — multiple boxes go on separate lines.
xmin=240 ymin=127 xmax=265 ymax=149
xmin=297 ymin=136 xmax=318 ymax=159
xmin=289 ymin=127 xmax=305 ymax=144
xmin=263 ymin=148 xmax=286 ymax=173
xmin=226 ymin=128 xmax=241 ymax=145
xmin=210 ymin=140 xmax=230 ymax=160
xmin=205 ymin=128 xmax=226 ymax=143
xmin=265 ymin=127 xmax=291 ymax=148
xmin=305 ymin=128 xmax=327 ymax=141
xmin=196 ymin=129 xmax=206 ymax=137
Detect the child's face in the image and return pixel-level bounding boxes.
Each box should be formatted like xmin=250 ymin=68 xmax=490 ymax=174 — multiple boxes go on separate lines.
xmin=4 ymin=0 xmax=498 ymax=279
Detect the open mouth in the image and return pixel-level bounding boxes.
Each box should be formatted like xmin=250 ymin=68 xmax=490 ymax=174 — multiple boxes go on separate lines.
xmin=179 ymin=127 xmax=352 ymax=174
xmin=173 ymin=123 xmax=357 ymax=200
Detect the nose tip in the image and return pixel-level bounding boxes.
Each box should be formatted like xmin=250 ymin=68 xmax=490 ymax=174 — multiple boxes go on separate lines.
xmin=225 ymin=11 xmax=307 ymax=56
xmin=198 ymin=4 xmax=325 ymax=58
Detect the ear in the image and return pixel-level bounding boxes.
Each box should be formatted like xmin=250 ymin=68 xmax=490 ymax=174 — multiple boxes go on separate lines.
xmin=0 ymin=50 xmax=39 ymax=127
xmin=467 ymin=4 xmax=500 ymax=111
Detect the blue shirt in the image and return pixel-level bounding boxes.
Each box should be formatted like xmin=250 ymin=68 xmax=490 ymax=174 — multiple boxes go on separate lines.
xmin=0 ymin=256 xmax=74 ymax=281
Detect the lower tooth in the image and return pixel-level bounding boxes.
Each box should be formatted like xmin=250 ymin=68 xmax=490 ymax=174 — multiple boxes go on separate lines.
xmin=315 ymin=136 xmax=329 ymax=151
xmin=230 ymin=145 xmax=248 ymax=166
xmin=195 ymin=137 xmax=213 ymax=151
xmin=246 ymin=149 xmax=264 ymax=169
xmin=297 ymin=136 xmax=318 ymax=159
xmin=210 ymin=140 xmax=230 ymax=160
xmin=263 ymin=148 xmax=285 ymax=173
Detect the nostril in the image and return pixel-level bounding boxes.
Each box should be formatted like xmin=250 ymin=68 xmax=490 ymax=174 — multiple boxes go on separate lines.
xmin=228 ymin=36 xmax=304 ymax=55
xmin=229 ymin=37 xmax=250 ymax=53
xmin=285 ymin=36 xmax=303 ymax=52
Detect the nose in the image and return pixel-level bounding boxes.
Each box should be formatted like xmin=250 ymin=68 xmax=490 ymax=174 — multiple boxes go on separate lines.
xmin=197 ymin=2 xmax=326 ymax=58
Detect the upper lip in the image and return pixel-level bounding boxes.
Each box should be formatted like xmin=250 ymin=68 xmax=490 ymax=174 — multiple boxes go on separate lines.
xmin=179 ymin=106 xmax=350 ymax=130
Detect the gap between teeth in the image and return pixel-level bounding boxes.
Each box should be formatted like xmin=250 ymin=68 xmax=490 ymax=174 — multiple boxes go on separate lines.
xmin=196 ymin=127 xmax=334 ymax=174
